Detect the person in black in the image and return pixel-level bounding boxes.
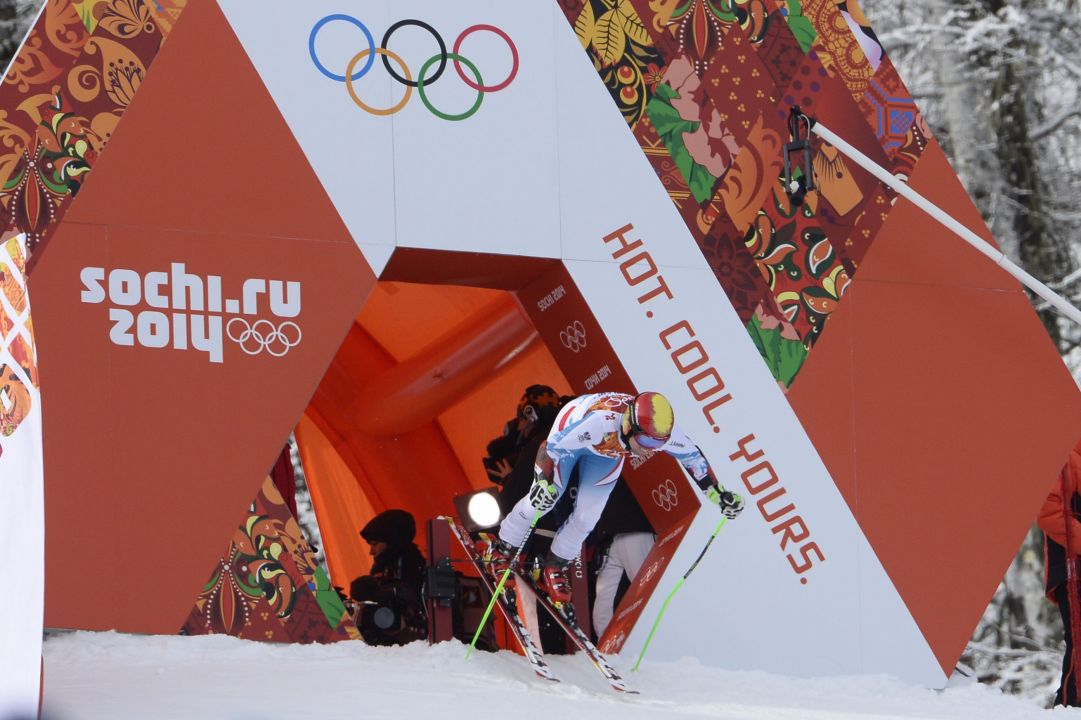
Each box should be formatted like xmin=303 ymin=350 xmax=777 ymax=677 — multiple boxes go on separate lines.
xmin=487 ymin=386 xmax=566 ymax=521
xmin=350 ymin=509 xmax=428 ymax=646
xmin=482 ymin=385 xmax=570 ymax=651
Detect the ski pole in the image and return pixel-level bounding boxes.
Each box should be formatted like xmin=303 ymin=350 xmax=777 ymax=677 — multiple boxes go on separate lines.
xmin=632 ymin=516 xmax=726 ymax=671
xmin=466 ymin=509 xmax=543 ymax=660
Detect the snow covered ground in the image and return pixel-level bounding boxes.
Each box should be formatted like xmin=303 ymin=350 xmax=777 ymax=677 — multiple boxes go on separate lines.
xmin=39 ymin=631 xmax=1080 ymax=720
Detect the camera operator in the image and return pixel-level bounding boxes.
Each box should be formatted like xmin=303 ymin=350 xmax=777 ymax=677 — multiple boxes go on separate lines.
xmin=349 ymin=509 xmax=427 ymax=646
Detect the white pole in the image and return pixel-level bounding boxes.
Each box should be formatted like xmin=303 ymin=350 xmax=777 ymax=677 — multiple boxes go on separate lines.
xmin=811 ymin=122 xmax=1081 ymax=328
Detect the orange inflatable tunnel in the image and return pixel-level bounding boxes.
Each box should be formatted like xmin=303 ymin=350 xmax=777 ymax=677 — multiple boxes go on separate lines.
xmin=295 ymin=281 xmax=572 ymax=589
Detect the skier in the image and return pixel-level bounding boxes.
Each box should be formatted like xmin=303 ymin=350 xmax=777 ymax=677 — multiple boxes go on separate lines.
xmin=486 ymin=391 xmax=745 ymax=605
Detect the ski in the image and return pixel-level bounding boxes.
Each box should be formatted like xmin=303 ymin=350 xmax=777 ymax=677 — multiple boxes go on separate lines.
xmin=518 ymin=571 xmax=638 ymax=694
xmin=440 ymin=517 xmax=559 ymax=684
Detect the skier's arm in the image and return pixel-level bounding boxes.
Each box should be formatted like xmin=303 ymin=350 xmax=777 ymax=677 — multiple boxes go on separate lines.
xmin=664 ymin=427 xmax=745 ymax=519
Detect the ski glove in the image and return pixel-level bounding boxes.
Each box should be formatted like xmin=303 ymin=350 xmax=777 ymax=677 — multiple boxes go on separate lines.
xmin=707 ymin=486 xmax=745 ymax=519
xmin=529 ymin=478 xmax=559 ymax=512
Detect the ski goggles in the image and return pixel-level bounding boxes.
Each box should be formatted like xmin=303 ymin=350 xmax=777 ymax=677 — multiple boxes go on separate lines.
xmin=631 ymin=431 xmax=668 ymax=450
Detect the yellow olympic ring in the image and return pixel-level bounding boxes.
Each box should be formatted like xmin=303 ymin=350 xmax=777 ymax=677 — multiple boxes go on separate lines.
xmin=345 ymin=47 xmax=412 ymax=117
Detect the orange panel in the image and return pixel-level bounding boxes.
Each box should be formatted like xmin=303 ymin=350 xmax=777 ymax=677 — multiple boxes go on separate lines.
xmin=793 ymin=273 xmax=1081 ymax=673
xmin=439 ymin=340 xmax=573 ymax=490
xmin=847 ymin=279 xmax=1081 ymax=671
xmin=358 ymin=283 xmax=507 ymax=362
xmin=307 ymin=321 xmax=473 ymax=515
xmin=352 ymin=294 xmax=536 ymax=437
xmin=786 ymin=292 xmax=857 ymax=505
xmin=302 ymin=312 xmax=480 ymax=582
xmin=61 ymin=5 xmax=352 ymax=247
xmin=790 ymin=132 xmax=1081 ymax=672
xmin=295 ymin=414 xmax=376 ymax=586
xmin=854 ymin=141 xmax=1008 ymax=291
xmin=34 ymin=0 xmax=373 ymax=632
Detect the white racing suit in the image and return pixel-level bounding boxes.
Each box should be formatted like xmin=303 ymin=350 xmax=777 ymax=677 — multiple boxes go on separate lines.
xmin=497 ymin=392 xmax=714 ymax=561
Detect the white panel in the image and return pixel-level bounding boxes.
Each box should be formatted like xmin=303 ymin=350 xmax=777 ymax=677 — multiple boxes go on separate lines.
xmin=218 ymin=0 xmax=396 ymax=274
xmin=387 ymin=3 xmax=561 ymax=258
xmin=218 ymin=0 xmax=562 ymax=268
xmin=565 ymin=260 xmax=944 ymax=686
xmin=0 ymin=235 xmax=43 ymax=717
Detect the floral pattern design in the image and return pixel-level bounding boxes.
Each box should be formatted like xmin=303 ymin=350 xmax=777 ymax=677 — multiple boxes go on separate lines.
xmin=575 ymin=0 xmax=667 ymax=127
xmin=648 ymin=55 xmax=740 ymax=203
xmin=747 ymin=179 xmax=851 ymax=345
xmin=0 ymin=0 xmax=183 ymax=254
xmin=183 ymin=477 xmax=358 ymax=643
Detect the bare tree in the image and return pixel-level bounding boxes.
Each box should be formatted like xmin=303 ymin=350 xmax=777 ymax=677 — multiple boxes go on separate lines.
xmin=0 ymin=0 xmax=39 ymax=77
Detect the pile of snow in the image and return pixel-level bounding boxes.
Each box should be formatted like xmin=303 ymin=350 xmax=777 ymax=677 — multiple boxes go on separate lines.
xmin=41 ymin=631 xmax=1067 ymax=720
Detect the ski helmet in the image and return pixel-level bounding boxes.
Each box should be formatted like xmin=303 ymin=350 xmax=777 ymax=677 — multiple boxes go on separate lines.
xmin=518 ymin=384 xmax=560 ymax=424
xmin=622 ymin=392 xmax=674 ymax=450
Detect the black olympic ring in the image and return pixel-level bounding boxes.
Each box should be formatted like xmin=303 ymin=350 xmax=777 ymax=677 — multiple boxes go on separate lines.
xmin=381 ymin=19 xmax=447 ymax=88
xmin=309 ymin=15 xmax=519 ymax=120
xmin=226 ymin=318 xmax=303 ymax=358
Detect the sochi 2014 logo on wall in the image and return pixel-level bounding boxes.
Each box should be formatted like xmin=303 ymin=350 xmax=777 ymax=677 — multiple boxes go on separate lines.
xmin=308 ymin=15 xmax=518 ymax=121
xmin=79 ymin=264 xmax=301 ymax=364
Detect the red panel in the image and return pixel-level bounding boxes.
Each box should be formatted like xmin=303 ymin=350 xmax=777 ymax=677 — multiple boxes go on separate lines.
xmin=854 ymin=141 xmax=1008 ymax=291
xmin=381 ymin=248 xmax=559 ymax=291
xmin=34 ymin=0 xmax=374 ymax=632
xmin=59 ymin=3 xmax=352 ymax=247
xmin=786 ymin=289 xmax=856 ymax=504
xmin=517 ymin=264 xmax=698 ymax=532
xmin=598 ymin=520 xmax=691 ymax=654
xmin=788 ymin=130 xmax=1081 ymax=673
xmin=847 ymin=279 xmax=1081 ymax=671
xmin=790 ymin=270 xmax=1081 ymax=672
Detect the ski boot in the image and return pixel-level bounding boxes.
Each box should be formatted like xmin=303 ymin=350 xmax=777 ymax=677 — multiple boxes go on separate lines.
xmin=482 ymin=536 xmax=518 ymax=580
xmin=537 ymin=551 xmax=574 ymax=608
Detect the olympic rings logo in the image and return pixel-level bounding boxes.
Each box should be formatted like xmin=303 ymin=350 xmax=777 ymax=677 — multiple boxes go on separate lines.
xmin=560 ymin=321 xmax=587 ymax=353
xmin=226 ymin=318 xmax=303 ymax=358
xmin=308 ymin=15 xmax=519 ymax=121
xmin=652 ymin=479 xmax=679 ymax=512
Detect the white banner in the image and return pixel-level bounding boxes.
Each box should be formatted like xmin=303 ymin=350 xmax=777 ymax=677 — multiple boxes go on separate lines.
xmin=0 ymin=233 xmax=44 ymax=718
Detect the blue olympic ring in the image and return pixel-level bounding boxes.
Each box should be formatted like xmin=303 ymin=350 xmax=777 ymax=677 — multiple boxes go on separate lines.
xmin=308 ymin=14 xmax=375 ymax=82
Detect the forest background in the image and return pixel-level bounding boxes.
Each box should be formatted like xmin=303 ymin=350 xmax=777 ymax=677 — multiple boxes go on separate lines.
xmin=1 ymin=0 xmax=1078 ymax=704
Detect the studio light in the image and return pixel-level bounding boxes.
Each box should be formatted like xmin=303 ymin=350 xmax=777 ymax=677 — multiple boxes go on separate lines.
xmin=452 ymin=488 xmax=504 ymax=532
xmin=468 ymin=492 xmax=501 ymax=527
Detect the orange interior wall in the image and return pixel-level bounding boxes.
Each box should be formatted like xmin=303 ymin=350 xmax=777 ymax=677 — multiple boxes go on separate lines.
xmin=294 ymin=414 xmax=377 ymax=582
xmin=297 ymin=281 xmax=571 ymax=589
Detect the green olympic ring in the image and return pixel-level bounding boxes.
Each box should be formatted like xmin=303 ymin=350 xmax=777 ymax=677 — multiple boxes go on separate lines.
xmin=417 ymin=52 xmax=484 ymax=122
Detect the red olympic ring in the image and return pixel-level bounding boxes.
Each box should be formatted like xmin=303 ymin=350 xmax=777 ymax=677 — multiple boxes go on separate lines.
xmin=453 ymin=24 xmax=519 ymax=93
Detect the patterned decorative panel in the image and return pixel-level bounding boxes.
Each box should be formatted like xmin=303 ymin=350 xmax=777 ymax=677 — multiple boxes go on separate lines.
xmin=559 ymin=0 xmax=947 ymax=385
xmin=0 ymin=0 xmax=186 ymax=255
xmin=182 ymin=476 xmax=359 ymax=643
